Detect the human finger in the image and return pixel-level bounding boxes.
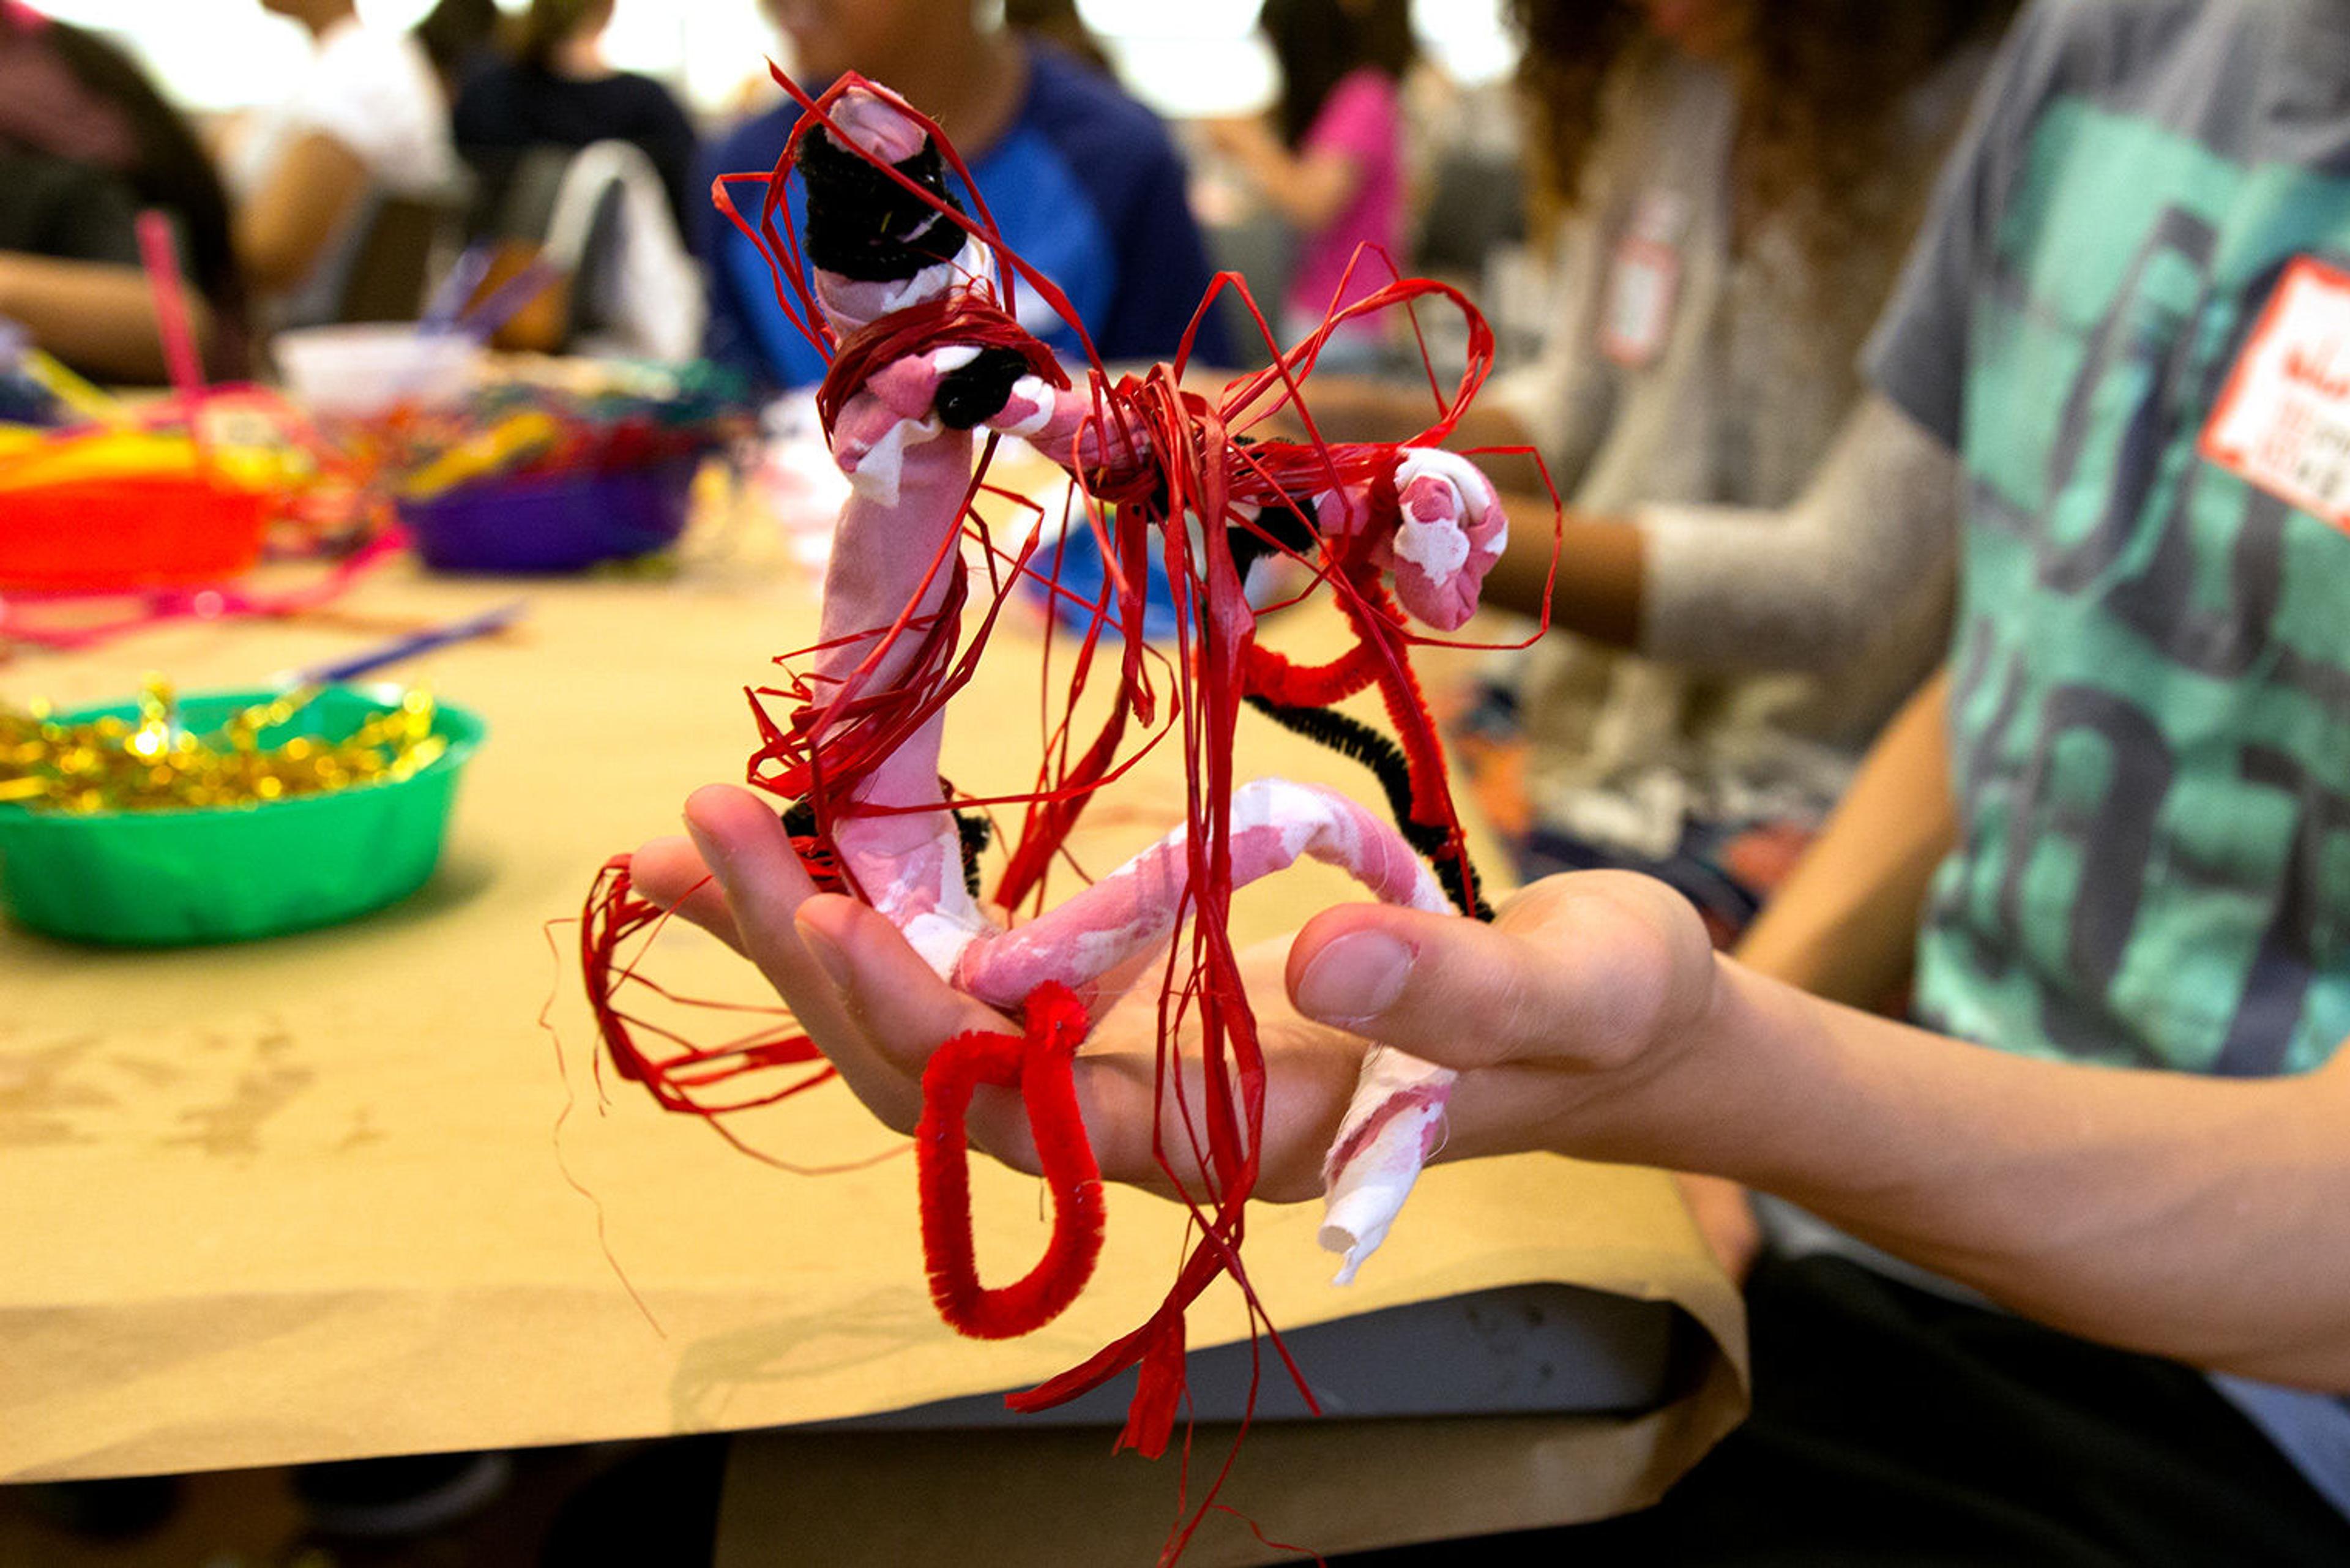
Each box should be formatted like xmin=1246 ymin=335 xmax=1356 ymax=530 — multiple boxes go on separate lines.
xmin=1676 ymin=1172 xmax=1763 ymax=1282
xmin=1046 ymin=940 xmax=1369 ymax=1201
xmin=627 ymin=833 xmax=742 ymax=952
xmin=789 ymin=892 xmax=1012 ymax=1080
xmin=681 ymin=783 xmax=923 ymax=1130
xmin=796 ymin=892 xmax=1182 ymax=1188
xmin=1070 ymin=935 xmax=1174 ymax=1017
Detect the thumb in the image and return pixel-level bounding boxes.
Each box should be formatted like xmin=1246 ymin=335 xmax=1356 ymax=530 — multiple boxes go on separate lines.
xmin=1284 ymin=872 xmax=1713 ymax=1076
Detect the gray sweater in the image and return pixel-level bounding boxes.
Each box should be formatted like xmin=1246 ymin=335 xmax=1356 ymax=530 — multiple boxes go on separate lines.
xmin=1486 ymin=44 xmax=1979 ymax=854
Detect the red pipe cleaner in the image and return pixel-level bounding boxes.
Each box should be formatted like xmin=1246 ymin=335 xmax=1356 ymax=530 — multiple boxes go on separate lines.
xmin=916 ymin=980 xmax=1103 ymax=1338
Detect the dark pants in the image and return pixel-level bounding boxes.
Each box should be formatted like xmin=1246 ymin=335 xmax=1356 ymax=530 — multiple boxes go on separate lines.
xmin=1335 ymin=1254 xmax=2350 ymax=1567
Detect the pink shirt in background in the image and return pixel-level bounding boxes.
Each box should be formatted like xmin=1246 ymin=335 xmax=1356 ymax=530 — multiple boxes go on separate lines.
xmin=1285 ymin=67 xmax=1404 ymax=330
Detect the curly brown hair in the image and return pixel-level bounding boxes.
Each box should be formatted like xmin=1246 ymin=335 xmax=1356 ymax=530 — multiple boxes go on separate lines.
xmin=1510 ymin=0 xmax=2013 ymax=264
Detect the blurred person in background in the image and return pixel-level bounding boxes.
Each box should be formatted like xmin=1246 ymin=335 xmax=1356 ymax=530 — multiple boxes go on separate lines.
xmin=1001 ymin=0 xmax=1115 ymax=80
xmin=1283 ymin=0 xmax=2013 ymax=1274
xmin=415 ymin=0 xmax=500 ymax=99
xmin=1208 ymin=0 xmax=1416 ymax=371
xmin=453 ymin=0 xmax=701 ymax=239
xmin=1307 ymin=0 xmax=2011 ymax=956
xmin=699 ymin=0 xmax=1232 ymax=392
xmin=230 ymin=0 xmax=458 ymax=324
xmin=0 ymin=4 xmax=248 ymax=380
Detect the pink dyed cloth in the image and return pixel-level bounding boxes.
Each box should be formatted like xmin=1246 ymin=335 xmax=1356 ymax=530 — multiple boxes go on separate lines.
xmin=1285 ymin=67 xmax=1404 ymax=330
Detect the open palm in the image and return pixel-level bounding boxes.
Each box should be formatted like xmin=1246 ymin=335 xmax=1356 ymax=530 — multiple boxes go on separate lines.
xmin=628 ymin=785 xmax=1382 ymax=1203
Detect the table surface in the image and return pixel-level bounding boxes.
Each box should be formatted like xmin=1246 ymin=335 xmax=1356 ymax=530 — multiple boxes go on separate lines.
xmin=0 ymin=461 xmax=1743 ymax=1516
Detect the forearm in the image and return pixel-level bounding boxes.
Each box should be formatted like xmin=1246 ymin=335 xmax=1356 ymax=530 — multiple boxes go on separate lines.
xmin=1733 ymin=668 xmax=1952 ymax=1006
xmin=1220 ymin=121 xmax=1353 ymax=231
xmin=1479 ymin=491 xmax=1643 ymax=641
xmin=1589 ymin=963 xmax=2350 ymax=1389
xmin=1272 ymin=372 xmax=1531 ymax=450
xmin=1477 ymin=390 xmax=1958 ymax=650
xmin=236 ymin=130 xmax=367 ymax=294
xmin=0 ymin=255 xmax=206 ymax=383
xmin=1242 ymin=373 xmax=1548 ymax=499
xmin=1640 ymin=394 xmax=1960 ymax=671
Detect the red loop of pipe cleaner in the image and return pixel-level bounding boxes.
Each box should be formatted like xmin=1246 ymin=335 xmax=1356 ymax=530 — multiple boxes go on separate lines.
xmin=916 ymin=981 xmax=1104 ymax=1340
xmin=1239 ymin=640 xmax=1378 ymax=711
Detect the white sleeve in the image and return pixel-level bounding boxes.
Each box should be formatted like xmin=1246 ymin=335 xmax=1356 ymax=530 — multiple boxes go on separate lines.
xmin=290 ymin=29 xmax=454 ymax=193
xmin=1638 ymin=393 xmax=1961 ymax=670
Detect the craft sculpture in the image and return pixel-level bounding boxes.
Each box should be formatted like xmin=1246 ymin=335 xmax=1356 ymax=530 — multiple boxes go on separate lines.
xmin=583 ymin=72 xmax=1547 ymax=1473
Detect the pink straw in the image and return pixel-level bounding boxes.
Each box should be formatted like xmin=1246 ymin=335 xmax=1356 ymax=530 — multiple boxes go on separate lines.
xmin=135 ymin=208 xmax=205 ymax=408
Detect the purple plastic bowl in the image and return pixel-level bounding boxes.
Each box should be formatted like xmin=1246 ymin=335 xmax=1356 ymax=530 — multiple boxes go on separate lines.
xmin=398 ymin=456 xmax=700 ymax=573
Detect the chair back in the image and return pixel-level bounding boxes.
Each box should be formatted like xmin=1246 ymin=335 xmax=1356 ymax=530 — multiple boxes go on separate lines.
xmin=333 ymin=192 xmax=460 ymax=323
xmin=537 ymin=141 xmax=701 ymax=360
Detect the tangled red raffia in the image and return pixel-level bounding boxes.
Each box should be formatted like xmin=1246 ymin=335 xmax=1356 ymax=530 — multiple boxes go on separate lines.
xmin=580 ymin=855 xmax=838 ymax=1118
xmin=577 ymin=67 xmax=1562 ymax=1561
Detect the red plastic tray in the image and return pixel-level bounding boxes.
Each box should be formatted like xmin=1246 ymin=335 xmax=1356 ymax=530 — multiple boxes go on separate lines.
xmin=0 ymin=474 xmax=269 ymax=592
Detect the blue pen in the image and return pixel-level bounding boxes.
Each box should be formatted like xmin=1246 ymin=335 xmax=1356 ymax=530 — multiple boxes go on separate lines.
xmin=420 ymin=245 xmax=496 ymax=335
xmin=272 ymin=600 xmax=529 ymax=690
xmin=458 ymin=258 xmax=563 ymax=342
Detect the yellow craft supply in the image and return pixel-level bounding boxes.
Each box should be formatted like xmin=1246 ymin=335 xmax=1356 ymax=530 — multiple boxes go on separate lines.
xmin=0 ymin=678 xmax=447 ymax=816
xmin=17 ymin=349 xmax=122 ymax=424
xmin=0 ymin=419 xmax=296 ymax=496
xmin=0 ymin=427 xmax=199 ymax=490
xmin=398 ymin=409 xmax=562 ymax=500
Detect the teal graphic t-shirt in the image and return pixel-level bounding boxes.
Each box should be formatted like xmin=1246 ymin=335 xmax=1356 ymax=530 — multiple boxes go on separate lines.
xmin=1871 ymin=0 xmax=2350 ymax=1080
xmin=1864 ymin=0 xmax=2350 ymax=1509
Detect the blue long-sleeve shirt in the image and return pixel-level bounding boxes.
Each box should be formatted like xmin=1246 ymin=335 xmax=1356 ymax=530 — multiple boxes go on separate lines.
xmin=696 ymin=43 xmax=1232 ymax=390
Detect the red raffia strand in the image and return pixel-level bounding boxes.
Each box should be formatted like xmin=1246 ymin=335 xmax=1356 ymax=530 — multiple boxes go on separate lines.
xmin=818 ymin=298 xmax=1068 ymax=437
xmin=540 ymin=916 xmax=665 ymax=1334
xmin=581 ymin=65 xmax=1568 ymax=1564
xmin=581 ymin=854 xmax=842 ymax=1119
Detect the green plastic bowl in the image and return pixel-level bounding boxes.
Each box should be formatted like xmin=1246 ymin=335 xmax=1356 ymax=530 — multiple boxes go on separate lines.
xmin=0 ymin=685 xmax=485 ymax=946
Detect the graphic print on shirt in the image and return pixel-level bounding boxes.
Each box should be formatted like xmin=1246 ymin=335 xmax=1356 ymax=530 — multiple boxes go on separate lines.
xmin=1599 ymin=189 xmax=1688 ymax=368
xmin=1922 ymin=95 xmax=2350 ymax=1077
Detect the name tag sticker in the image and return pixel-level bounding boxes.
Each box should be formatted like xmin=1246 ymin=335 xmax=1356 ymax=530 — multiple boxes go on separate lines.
xmin=2201 ymin=256 xmax=2350 ymax=530
xmin=1598 ymin=190 xmax=1688 ymax=370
